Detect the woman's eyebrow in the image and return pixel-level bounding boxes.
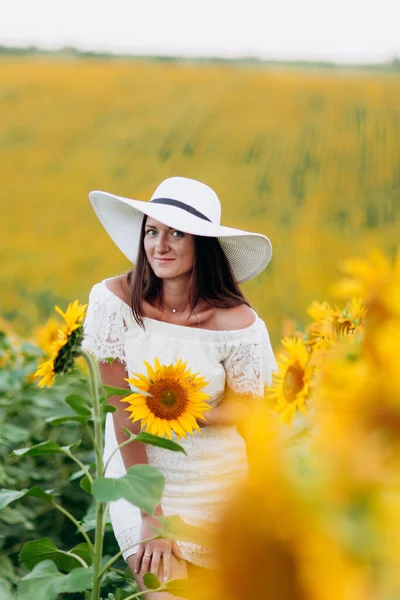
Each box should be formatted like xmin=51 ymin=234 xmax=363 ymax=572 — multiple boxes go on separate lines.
xmin=145 ymin=224 xmax=177 ymax=231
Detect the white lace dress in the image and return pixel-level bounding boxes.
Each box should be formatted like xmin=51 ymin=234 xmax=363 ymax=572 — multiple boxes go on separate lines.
xmin=82 ymin=278 xmax=278 ymax=568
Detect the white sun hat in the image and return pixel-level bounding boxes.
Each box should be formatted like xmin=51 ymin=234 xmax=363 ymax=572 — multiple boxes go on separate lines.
xmin=88 ymin=176 xmax=272 ymax=284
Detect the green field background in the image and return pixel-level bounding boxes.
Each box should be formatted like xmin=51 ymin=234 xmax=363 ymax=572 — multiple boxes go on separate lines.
xmin=1 ymin=58 xmax=400 ymax=343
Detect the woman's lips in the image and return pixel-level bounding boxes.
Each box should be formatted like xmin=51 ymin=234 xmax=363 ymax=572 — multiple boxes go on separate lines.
xmin=155 ymin=258 xmax=174 ymax=262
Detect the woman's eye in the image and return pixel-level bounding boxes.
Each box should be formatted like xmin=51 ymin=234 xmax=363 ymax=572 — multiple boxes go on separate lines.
xmin=145 ymin=229 xmax=156 ymax=236
xmin=172 ymin=230 xmax=184 ymax=237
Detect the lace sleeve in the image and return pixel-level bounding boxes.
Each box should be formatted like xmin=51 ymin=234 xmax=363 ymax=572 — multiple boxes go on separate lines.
xmin=81 ymin=283 xmax=127 ymax=364
xmin=222 ymin=320 xmax=278 ymax=397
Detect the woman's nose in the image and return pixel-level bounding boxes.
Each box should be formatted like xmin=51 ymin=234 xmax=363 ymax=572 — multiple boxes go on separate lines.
xmin=155 ymin=233 xmax=170 ymax=253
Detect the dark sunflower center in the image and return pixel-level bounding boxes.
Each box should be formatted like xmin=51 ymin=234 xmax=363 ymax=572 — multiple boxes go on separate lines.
xmin=160 ymin=390 xmax=178 ymax=407
xmin=147 ymin=378 xmax=188 ymax=420
xmin=283 ymin=363 xmax=304 ymax=404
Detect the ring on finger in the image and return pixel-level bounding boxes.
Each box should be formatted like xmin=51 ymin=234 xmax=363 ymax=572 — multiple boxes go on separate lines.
xmin=143 ymin=553 xmax=152 ymax=558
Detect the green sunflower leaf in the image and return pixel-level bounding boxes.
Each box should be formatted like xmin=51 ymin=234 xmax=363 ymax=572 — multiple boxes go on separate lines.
xmin=46 ymin=415 xmax=88 ymax=426
xmin=65 ymin=394 xmax=92 ymax=416
xmin=135 ymin=432 xmax=187 ymax=455
xmin=24 ymin=486 xmax=55 ymax=504
xmin=13 ymin=440 xmax=81 ymax=457
xmin=0 ymin=486 xmax=54 ymax=510
xmin=102 ymin=384 xmax=132 ymax=398
xmin=80 ymin=502 xmax=97 ymax=532
xmin=143 ymin=572 xmax=161 ymax=590
xmin=121 ymin=426 xmax=136 ymax=439
xmin=0 ymin=489 xmax=27 ymax=510
xmin=92 ymin=464 xmax=165 ymax=515
xmin=13 ymin=441 xmax=64 ymax=457
xmin=19 ymin=538 xmax=89 ymax=571
xmin=70 ymin=543 xmax=93 ymax=567
xmin=17 ymin=560 xmax=93 ymax=600
xmin=80 ymin=476 xmax=92 ymax=495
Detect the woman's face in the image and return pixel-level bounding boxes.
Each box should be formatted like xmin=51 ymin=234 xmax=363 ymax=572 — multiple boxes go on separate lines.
xmin=143 ymin=216 xmax=195 ymax=280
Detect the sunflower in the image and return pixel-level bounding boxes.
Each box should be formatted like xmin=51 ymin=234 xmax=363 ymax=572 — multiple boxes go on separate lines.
xmin=33 ymin=317 xmax=60 ymax=356
xmin=123 ymin=358 xmax=211 ymax=440
xmin=333 ymin=248 xmax=400 ymax=323
xmin=332 ymin=297 xmax=367 ymax=334
xmin=266 ymin=338 xmax=313 ymax=423
xmin=212 ymin=403 xmax=375 ymax=600
xmin=306 ymin=298 xmax=366 ymax=355
xmin=53 ymin=300 xmax=88 ymax=351
xmin=34 ymin=300 xmax=87 ymax=388
xmin=306 ymin=301 xmax=339 ymax=349
xmin=307 ymin=300 xmax=337 ymax=325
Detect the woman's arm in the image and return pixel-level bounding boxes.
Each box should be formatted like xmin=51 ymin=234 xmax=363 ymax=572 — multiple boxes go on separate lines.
xmin=99 ymin=358 xmax=184 ymax=579
xmin=99 ymin=359 xmax=147 ymax=467
xmin=201 ymin=306 xmax=276 ymax=430
xmin=99 ymin=359 xmax=163 ymax=516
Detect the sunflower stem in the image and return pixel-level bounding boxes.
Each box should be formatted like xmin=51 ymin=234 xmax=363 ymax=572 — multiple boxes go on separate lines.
xmin=103 ymin=431 xmax=136 ymax=474
xmin=52 ymin=502 xmax=93 ymax=552
xmin=57 ymin=550 xmax=89 ymax=569
xmin=79 ymin=350 xmax=105 ymax=600
xmin=85 ymin=423 xmax=96 ymax=447
xmin=119 ymin=588 xmax=166 ymax=600
xmin=63 ymin=448 xmax=94 ymax=484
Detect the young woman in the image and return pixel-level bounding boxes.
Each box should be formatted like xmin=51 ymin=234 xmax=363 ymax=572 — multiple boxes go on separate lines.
xmin=82 ymin=176 xmax=278 ymax=599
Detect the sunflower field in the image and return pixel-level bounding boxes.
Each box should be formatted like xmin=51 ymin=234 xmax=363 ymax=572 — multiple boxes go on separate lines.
xmin=1 ymin=55 xmax=400 ymax=598
xmin=2 ymin=246 xmax=400 ymax=599
xmin=1 ymin=58 xmax=400 ymax=343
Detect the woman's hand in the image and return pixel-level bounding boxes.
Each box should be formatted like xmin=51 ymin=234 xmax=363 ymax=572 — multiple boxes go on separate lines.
xmin=132 ymin=514 xmax=185 ymax=582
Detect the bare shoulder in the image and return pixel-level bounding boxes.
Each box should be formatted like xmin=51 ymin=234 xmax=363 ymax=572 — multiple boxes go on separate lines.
xmin=105 ymin=273 xmax=130 ymax=304
xmin=214 ymin=304 xmax=256 ymax=331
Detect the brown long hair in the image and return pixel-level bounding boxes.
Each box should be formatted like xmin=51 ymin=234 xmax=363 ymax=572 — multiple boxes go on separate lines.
xmin=126 ymin=216 xmax=250 ymax=328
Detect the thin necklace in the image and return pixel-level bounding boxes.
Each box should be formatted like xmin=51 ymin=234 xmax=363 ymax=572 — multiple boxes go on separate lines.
xmin=164 ymin=305 xmax=189 ymax=314
xmin=161 ymin=301 xmax=190 ymax=314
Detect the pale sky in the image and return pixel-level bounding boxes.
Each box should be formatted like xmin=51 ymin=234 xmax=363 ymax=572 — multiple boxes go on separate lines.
xmin=0 ymin=0 xmax=399 ymax=63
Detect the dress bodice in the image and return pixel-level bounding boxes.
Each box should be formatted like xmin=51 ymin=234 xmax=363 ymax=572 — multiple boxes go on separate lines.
xmin=82 ymin=278 xmax=278 ymax=399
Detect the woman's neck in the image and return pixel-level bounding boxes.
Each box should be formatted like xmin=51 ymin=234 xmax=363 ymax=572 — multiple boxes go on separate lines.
xmin=160 ymin=278 xmax=192 ymax=312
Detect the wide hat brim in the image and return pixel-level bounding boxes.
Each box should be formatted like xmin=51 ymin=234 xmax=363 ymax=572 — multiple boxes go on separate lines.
xmin=88 ymin=190 xmax=273 ymax=284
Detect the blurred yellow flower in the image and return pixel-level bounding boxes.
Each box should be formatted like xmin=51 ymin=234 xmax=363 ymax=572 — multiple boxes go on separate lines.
xmin=203 ymin=405 xmax=373 ymax=600
xmin=123 ymin=358 xmax=210 ymax=440
xmin=334 ymin=298 xmax=367 ymax=333
xmin=267 ymin=338 xmax=313 ymax=423
xmin=34 ymin=357 xmax=56 ymax=388
xmin=34 ymin=300 xmax=87 ymax=388
xmin=33 ymin=317 xmax=60 ymax=356
xmin=312 ymin=319 xmax=400 ymax=493
xmin=307 ymin=300 xmax=337 ymax=324
xmin=333 ymin=248 xmax=400 ymax=323
xmin=306 ymin=298 xmax=366 ymax=350
xmin=54 ymin=300 xmax=88 ymax=351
